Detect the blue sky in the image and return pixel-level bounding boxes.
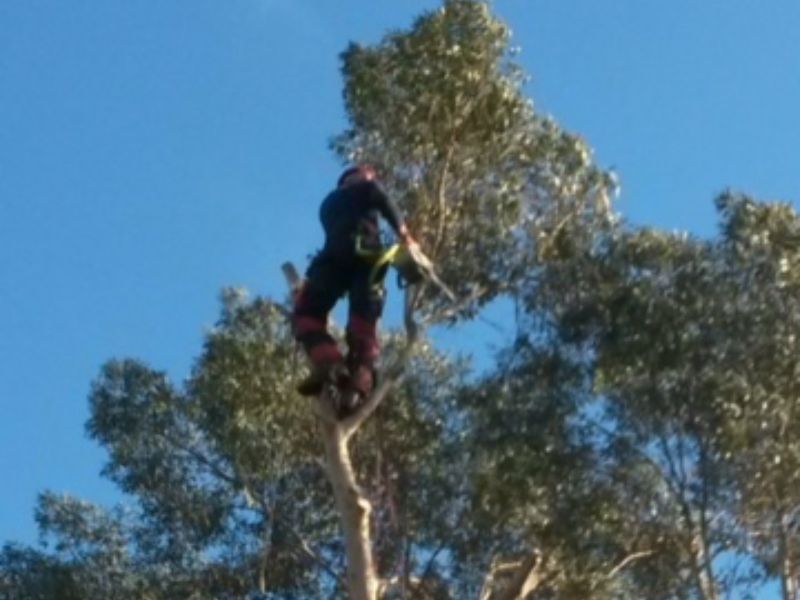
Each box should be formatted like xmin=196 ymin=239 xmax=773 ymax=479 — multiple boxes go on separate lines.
xmin=1 ymin=0 xmax=798 ymax=593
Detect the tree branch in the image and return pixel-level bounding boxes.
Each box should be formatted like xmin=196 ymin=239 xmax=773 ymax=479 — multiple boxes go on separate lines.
xmin=253 ymin=485 xmax=346 ymax=590
xmin=606 ymin=550 xmax=655 ymax=580
xmin=481 ymin=552 xmax=546 ymax=600
xmin=497 ymin=553 xmax=542 ymax=600
xmin=432 ymin=141 xmax=456 ymax=261
xmin=152 ymin=422 xmax=344 ymax=592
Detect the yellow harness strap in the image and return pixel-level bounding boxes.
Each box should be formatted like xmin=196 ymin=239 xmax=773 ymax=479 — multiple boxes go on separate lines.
xmin=354 ymin=236 xmax=401 ymax=289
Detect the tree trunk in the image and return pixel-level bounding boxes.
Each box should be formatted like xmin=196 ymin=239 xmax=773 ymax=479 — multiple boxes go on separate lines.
xmin=685 ymin=528 xmax=718 ymax=600
xmin=781 ymin=558 xmax=797 ymax=600
xmin=778 ymin=511 xmax=797 ymax=600
xmin=282 ymin=262 xmax=420 ymax=600
xmin=320 ymin=418 xmax=379 ymax=600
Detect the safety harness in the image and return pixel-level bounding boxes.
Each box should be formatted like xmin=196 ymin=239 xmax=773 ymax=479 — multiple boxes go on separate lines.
xmin=355 ymin=235 xmax=455 ymax=301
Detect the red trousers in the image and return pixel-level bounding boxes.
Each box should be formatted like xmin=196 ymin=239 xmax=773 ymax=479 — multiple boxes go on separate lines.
xmin=292 ymin=251 xmax=384 ymax=388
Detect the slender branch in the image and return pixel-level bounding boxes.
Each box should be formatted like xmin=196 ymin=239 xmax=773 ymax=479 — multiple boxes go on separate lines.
xmin=583 ymin=418 xmax=685 ymax=507
xmin=408 ymin=541 xmax=449 ymax=600
xmin=167 ymin=434 xmax=239 ymax=488
xmin=258 ymin=498 xmax=275 ymax=593
xmin=606 ymin=550 xmax=655 ymax=580
xmin=423 ymin=284 xmax=487 ymax=326
xmin=153 ymin=425 xmax=344 ymax=591
xmin=675 ymin=431 xmax=690 ymax=498
xmin=479 ymin=567 xmax=493 ymax=600
xmin=253 ymin=487 xmax=346 ymax=589
xmin=432 ymin=141 xmax=456 ymax=260
xmin=380 ymin=575 xmax=425 ymax=598
xmin=490 ymin=552 xmax=543 ymax=600
xmin=479 ymin=558 xmax=521 ymax=600
xmin=697 ymin=439 xmax=720 ymax=600
xmin=281 ymin=262 xmax=302 ymax=292
xmin=286 ymin=527 xmax=346 ymax=587
xmin=583 ymin=418 xmax=718 ymax=597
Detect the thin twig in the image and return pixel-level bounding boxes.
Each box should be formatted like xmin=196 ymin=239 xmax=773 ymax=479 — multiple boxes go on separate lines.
xmin=606 ymin=550 xmax=655 ymax=580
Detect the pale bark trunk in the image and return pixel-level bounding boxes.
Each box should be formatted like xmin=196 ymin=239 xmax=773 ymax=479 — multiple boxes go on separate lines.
xmin=683 ymin=520 xmax=717 ymax=600
xmin=778 ymin=511 xmax=798 ymax=600
xmin=316 ymin=364 xmax=414 ymax=599
xmin=283 ymin=262 xmax=420 ymax=600
xmin=697 ymin=444 xmax=719 ymax=600
xmin=782 ymin=560 xmax=797 ymax=600
xmin=321 ymin=420 xmax=378 ymax=600
xmin=694 ymin=537 xmax=719 ymax=600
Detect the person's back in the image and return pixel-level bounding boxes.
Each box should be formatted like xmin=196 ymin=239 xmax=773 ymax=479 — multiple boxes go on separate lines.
xmin=319 ymin=179 xmax=403 ymax=257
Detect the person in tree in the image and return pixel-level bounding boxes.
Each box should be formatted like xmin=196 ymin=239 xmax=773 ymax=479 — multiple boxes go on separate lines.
xmin=292 ymin=165 xmax=415 ymax=411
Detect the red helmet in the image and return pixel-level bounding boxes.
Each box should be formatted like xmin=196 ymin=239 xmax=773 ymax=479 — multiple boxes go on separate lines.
xmin=337 ymin=164 xmax=377 ymax=188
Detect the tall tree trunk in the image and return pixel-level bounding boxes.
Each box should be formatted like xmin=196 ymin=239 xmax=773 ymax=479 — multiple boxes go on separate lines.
xmin=781 ymin=557 xmax=797 ymax=600
xmin=283 ymin=262 xmax=419 ymax=600
xmin=693 ymin=533 xmax=719 ymax=600
xmin=778 ymin=510 xmax=797 ymax=600
xmin=697 ymin=443 xmax=719 ymax=600
xmin=321 ymin=419 xmax=379 ymax=600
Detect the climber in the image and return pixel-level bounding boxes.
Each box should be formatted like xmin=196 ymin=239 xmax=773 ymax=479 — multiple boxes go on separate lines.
xmin=291 ymin=165 xmax=415 ymax=413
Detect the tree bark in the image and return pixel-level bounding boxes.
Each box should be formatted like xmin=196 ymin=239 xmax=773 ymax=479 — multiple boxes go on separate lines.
xmin=283 ymin=262 xmax=420 ymax=600
xmin=778 ymin=509 xmax=798 ymax=600
xmin=480 ymin=553 xmax=544 ymax=600
xmin=321 ymin=419 xmax=379 ymax=600
xmin=496 ymin=554 xmax=543 ymax=600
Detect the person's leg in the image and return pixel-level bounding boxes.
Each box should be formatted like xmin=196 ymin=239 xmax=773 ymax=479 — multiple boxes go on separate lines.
xmin=345 ymin=263 xmax=385 ymax=398
xmin=292 ymin=254 xmax=347 ymax=395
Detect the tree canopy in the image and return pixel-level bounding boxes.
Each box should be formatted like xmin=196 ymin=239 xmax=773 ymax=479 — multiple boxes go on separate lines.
xmin=3 ymin=2 xmax=798 ymax=599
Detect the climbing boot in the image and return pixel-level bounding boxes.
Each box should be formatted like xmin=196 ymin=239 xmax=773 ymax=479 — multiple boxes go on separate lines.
xmin=335 ymin=366 xmax=375 ymax=419
xmin=296 ymin=362 xmax=348 ymax=397
xmin=336 ymin=391 xmax=363 ymax=419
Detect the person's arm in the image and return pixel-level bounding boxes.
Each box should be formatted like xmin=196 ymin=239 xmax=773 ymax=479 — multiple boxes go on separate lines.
xmin=365 ymin=182 xmax=414 ymax=243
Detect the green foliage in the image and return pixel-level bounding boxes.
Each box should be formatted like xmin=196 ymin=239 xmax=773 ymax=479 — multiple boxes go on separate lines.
xmin=1 ymin=290 xmax=472 ymax=599
xmin=517 ymin=193 xmax=800 ymax=598
xmin=455 ymin=349 xmax=634 ymax=598
xmin=334 ymin=0 xmax=613 ymax=315
xmin=0 ymin=543 xmax=81 ymax=600
xmin=2 ymin=2 xmax=799 ymax=599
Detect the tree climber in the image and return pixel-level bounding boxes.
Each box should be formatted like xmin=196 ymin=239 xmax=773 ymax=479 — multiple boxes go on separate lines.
xmin=292 ymin=165 xmax=415 ymax=413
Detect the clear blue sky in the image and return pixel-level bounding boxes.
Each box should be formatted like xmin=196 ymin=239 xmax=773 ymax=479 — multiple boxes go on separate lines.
xmin=1 ymin=1 xmax=798 ymax=593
